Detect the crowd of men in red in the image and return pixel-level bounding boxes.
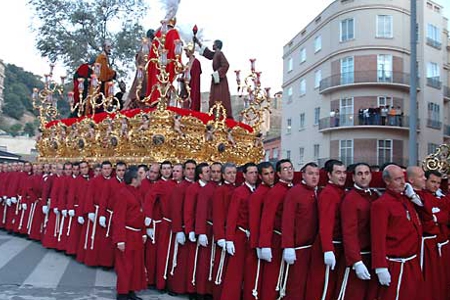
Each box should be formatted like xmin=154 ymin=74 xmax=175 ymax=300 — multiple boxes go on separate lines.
xmin=0 ymin=158 xmax=448 ymax=300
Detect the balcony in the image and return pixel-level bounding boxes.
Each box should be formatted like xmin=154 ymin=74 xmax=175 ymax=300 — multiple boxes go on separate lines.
xmin=426 ymin=119 xmax=442 ymax=130
xmin=426 ymin=37 xmax=442 ymax=50
xmin=427 ymin=77 xmax=442 ymax=89
xmin=444 ymin=86 xmax=450 ymax=102
xmin=319 ymin=113 xmax=419 ymax=132
xmin=319 ymin=71 xmax=418 ymax=94
xmin=444 ymin=125 xmax=450 ymax=138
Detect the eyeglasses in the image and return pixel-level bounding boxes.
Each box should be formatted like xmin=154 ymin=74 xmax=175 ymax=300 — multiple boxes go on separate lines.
xmin=282 ymin=166 xmax=294 ymax=171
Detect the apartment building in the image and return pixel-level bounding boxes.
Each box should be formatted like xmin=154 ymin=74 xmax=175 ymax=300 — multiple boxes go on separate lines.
xmin=281 ymin=0 xmax=450 ymax=169
xmin=0 ymin=60 xmax=5 ymax=112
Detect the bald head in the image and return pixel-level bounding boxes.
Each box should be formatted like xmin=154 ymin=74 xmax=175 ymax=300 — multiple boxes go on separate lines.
xmin=406 ymin=166 xmax=426 ymax=190
xmin=383 ymin=165 xmax=406 ymax=193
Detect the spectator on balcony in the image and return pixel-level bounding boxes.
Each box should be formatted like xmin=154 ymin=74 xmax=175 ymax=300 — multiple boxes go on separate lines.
xmin=363 ymin=108 xmax=370 ymax=125
xmin=380 ymin=106 xmax=389 ymax=125
xmin=374 ymin=105 xmax=381 ymax=125
xmin=330 ymin=109 xmax=336 ymax=127
xmin=396 ymin=106 xmax=403 ymax=127
xmin=388 ymin=106 xmax=396 ymax=126
xmin=358 ymin=108 xmax=364 ymax=126
xmin=334 ymin=109 xmax=340 ymax=127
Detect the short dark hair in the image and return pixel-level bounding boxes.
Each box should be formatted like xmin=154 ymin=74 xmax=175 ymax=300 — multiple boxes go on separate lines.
xmin=124 ymin=166 xmax=139 ymax=185
xmin=161 ymin=160 xmax=172 ymax=168
xmin=425 ymin=170 xmax=442 ymax=179
xmin=242 ymin=162 xmax=257 ymax=174
xmin=72 ymin=162 xmax=80 ymax=168
xmin=183 ymin=159 xmax=197 ymax=169
xmin=325 ymin=159 xmax=344 ymax=174
xmin=301 ymin=162 xmax=318 ymax=173
xmin=211 ymin=162 xmax=222 ymax=168
xmin=94 ymin=163 xmax=101 ymax=170
xmin=101 ymin=161 xmax=112 ymax=167
xmin=137 ymin=164 xmax=149 ymax=172
xmin=116 ymin=161 xmax=127 ymax=168
xmin=257 ymin=161 xmax=273 ymax=174
xmin=214 ymin=40 xmax=223 ymax=50
xmin=195 ymin=162 xmax=209 ymax=181
xmin=276 ymin=159 xmax=292 ymax=172
xmin=146 ymin=29 xmax=155 ymax=39
xmin=352 ymin=162 xmax=371 ymax=174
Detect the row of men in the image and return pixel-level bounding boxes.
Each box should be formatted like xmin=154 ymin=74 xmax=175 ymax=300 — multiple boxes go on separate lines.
xmin=0 ymin=159 xmax=448 ymax=300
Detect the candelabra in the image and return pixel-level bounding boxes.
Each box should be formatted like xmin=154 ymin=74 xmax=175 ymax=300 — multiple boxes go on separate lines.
xmin=235 ymin=58 xmax=272 ymax=133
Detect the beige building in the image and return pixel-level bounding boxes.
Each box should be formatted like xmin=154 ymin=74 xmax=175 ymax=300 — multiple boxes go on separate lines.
xmin=282 ymin=0 xmax=450 ymax=169
xmin=0 ymin=59 xmax=5 ymax=112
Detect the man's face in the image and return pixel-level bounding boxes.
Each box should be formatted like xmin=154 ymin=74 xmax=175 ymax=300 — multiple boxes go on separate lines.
xmin=184 ymin=163 xmax=196 ymax=181
xmin=94 ymin=167 xmax=102 ymax=177
xmin=104 ymin=44 xmax=112 ymax=55
xmin=18 ymin=163 xmax=24 ymax=171
xmin=79 ymin=163 xmax=90 ymax=176
xmin=149 ymin=164 xmax=160 ymax=181
xmin=211 ymin=164 xmax=222 ymax=182
xmin=72 ymin=165 xmax=80 ymax=176
xmin=303 ymin=165 xmax=320 ymax=188
xmin=56 ymin=164 xmax=63 ymax=176
xmin=36 ymin=164 xmax=43 ymax=176
xmin=244 ymin=166 xmax=258 ymax=186
xmin=138 ymin=167 xmax=147 ymax=181
xmin=64 ymin=164 xmax=73 ymax=176
xmin=278 ymin=162 xmax=294 ymax=183
xmin=222 ymin=166 xmax=237 ymax=184
xmin=259 ymin=166 xmax=275 ymax=186
xmin=353 ymin=165 xmax=372 ymax=189
xmin=24 ymin=163 xmax=32 ymax=173
xmin=426 ymin=174 xmax=441 ymax=193
xmin=385 ymin=166 xmax=405 ymax=193
xmin=328 ymin=164 xmax=347 ymax=186
xmin=409 ymin=167 xmax=426 ymax=190
xmin=43 ymin=164 xmax=50 ymax=173
xmin=116 ymin=165 xmax=126 ymax=180
xmin=200 ymin=165 xmax=211 ymax=182
xmin=11 ymin=163 xmax=18 ymax=172
xmin=172 ymin=165 xmax=183 ymax=182
xmin=50 ymin=164 xmax=57 ymax=175
xmin=101 ymin=164 xmax=112 ymax=178
xmin=161 ymin=163 xmax=173 ymax=180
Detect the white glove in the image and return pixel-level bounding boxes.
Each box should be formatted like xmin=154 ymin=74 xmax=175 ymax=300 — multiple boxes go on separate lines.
xmin=146 ymin=228 xmax=154 ymax=240
xmin=21 ymin=203 xmax=27 ymax=210
xmin=198 ymin=234 xmax=208 ymax=247
xmin=2 ymin=196 xmax=6 ymax=200
xmin=42 ymin=205 xmax=49 ymax=214
xmin=175 ymin=231 xmax=186 ymax=245
xmin=189 ymin=231 xmax=196 ymax=242
xmin=432 ymin=207 xmax=441 ymax=214
xmin=283 ymin=248 xmax=296 ymax=265
xmin=88 ymin=213 xmax=95 ymax=222
xmin=145 ymin=217 xmax=152 ymax=227
xmin=226 ymin=241 xmax=235 ymax=256
xmin=256 ymin=248 xmax=262 ymax=259
xmin=61 ymin=209 xmax=67 ymax=217
xmin=77 ymin=216 xmax=85 ymax=224
xmin=99 ymin=216 xmax=106 ymax=227
xmin=217 ymin=238 xmax=226 ymax=249
xmin=404 ymin=183 xmax=423 ymax=206
xmin=353 ymin=261 xmax=371 ymax=280
xmin=68 ymin=210 xmax=75 ymax=217
xmin=436 ymin=189 xmax=445 ymax=198
xmin=53 ymin=208 xmax=59 ymax=215
xmin=10 ymin=197 xmax=17 ymax=204
xmin=260 ymin=247 xmax=272 ymax=262
xmin=6 ymin=198 xmax=11 ymax=206
xmin=376 ymin=268 xmax=391 ymax=286
xmin=324 ymin=251 xmax=336 ymax=270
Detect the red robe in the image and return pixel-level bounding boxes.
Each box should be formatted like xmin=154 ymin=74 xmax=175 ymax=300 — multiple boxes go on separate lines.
xmin=16 ymin=172 xmax=33 ymax=234
xmin=305 ymin=183 xmax=346 ymax=300
xmin=26 ymin=174 xmax=45 ymax=240
xmin=112 ymin=185 xmax=147 ymax=295
xmin=0 ymin=172 xmax=9 ymax=228
xmin=42 ymin=174 xmax=64 ymax=249
xmin=258 ymin=181 xmax=292 ymax=300
xmin=56 ymin=175 xmax=71 ymax=251
xmin=340 ymin=188 xmax=379 ymax=300
xmin=371 ymin=189 xmax=423 ymax=300
xmin=5 ymin=171 xmax=23 ymax=232
xmin=38 ymin=174 xmax=54 ymax=241
xmin=281 ymin=182 xmax=318 ymax=300
xmin=182 ymin=57 xmax=202 ymax=111
xmin=76 ymin=177 xmax=97 ymax=263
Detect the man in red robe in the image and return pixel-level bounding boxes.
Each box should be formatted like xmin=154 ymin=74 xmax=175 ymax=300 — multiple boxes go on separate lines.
xmin=339 ymin=163 xmax=379 ymax=300
xmin=258 ymin=159 xmax=294 ymax=300
xmin=15 ymin=162 xmax=33 ymax=234
xmin=194 ymin=38 xmax=232 ymax=119
xmin=112 ymin=166 xmax=147 ymax=300
xmin=71 ymin=58 xmax=94 ymax=117
xmin=182 ymin=43 xmax=202 ymax=111
xmin=220 ymin=162 xmax=258 ymax=300
xmin=25 ymin=163 xmax=44 ymax=240
xmin=38 ymin=164 xmax=55 ymax=241
xmin=56 ymin=162 xmax=73 ymax=251
xmin=305 ymin=160 xmax=347 ymax=300
xmin=4 ymin=162 xmax=20 ymax=232
xmin=371 ymin=165 xmax=423 ymax=300
xmin=281 ymin=162 xmax=320 ymax=300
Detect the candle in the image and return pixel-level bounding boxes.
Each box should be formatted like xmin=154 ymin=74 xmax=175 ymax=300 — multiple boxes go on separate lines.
xmin=234 ymin=70 xmax=241 ymax=85
xmin=250 ymin=59 xmax=256 ymax=72
xmin=193 ymin=24 xmax=198 ymax=35
xmin=78 ymin=78 xmax=85 ymax=92
xmin=60 ymin=75 xmax=66 ymax=85
xmin=137 ymin=66 xmax=143 ymax=79
xmin=174 ymin=39 xmax=182 ymax=56
xmin=90 ymin=74 xmax=98 ymax=88
xmin=67 ymin=91 xmax=74 ymax=104
xmin=32 ymin=88 xmax=39 ymax=100
xmin=107 ymin=82 xmax=114 ymax=96
xmin=160 ymin=50 xmax=168 ymax=66
xmin=161 ymin=20 xmax=168 ymax=35
xmin=94 ymin=63 xmax=101 ymax=77
xmin=265 ymin=87 xmax=271 ymax=98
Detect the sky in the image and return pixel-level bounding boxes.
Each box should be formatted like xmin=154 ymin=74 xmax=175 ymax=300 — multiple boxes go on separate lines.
xmin=0 ymin=0 xmax=449 ymax=95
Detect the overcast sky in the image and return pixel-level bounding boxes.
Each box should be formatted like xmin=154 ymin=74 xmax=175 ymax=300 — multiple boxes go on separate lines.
xmin=0 ymin=0 xmax=448 ymax=94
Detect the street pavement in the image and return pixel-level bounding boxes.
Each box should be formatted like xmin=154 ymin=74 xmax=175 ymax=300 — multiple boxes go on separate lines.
xmin=0 ymin=230 xmax=187 ymax=300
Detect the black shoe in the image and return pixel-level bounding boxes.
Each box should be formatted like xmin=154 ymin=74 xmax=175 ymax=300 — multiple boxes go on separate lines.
xmin=188 ymin=293 xmax=198 ymax=300
xmin=168 ymin=291 xmax=179 ymax=296
xmin=128 ymin=291 xmax=143 ymax=300
xmin=116 ymin=294 xmax=128 ymax=300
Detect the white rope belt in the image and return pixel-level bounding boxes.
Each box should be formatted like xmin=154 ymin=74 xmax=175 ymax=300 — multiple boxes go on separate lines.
xmin=239 ymin=226 xmax=250 ymax=238
xmin=125 ymin=225 xmax=141 ymax=232
xmin=274 ymin=229 xmax=282 ymax=235
xmin=163 ymin=230 xmax=173 ymax=280
xmin=90 ymin=205 xmax=99 ymax=250
xmin=151 ymin=219 xmax=162 ymax=244
xmin=437 ymin=240 xmax=449 ymax=257
xmin=207 ymin=220 xmax=213 ymax=226
xmin=209 ymin=236 xmax=215 ymax=282
xmin=105 ymin=209 xmax=113 ymax=238
xmin=388 ymin=254 xmax=417 ymax=300
xmin=420 ymin=235 xmax=437 ymax=270
xmin=163 ymin=217 xmax=172 ymax=222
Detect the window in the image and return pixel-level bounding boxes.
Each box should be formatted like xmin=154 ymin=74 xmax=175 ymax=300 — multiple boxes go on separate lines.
xmin=378 ymin=96 xmax=393 ymax=107
xmin=300 ymin=78 xmax=306 ymax=96
xmin=315 ymin=70 xmax=322 ymax=88
xmin=314 ymin=36 xmax=322 ymax=53
xmin=340 ymin=139 xmax=353 ymax=165
xmin=428 ymin=143 xmax=439 ymax=154
xmin=299 ymin=113 xmax=305 ymax=129
xmin=427 ymin=102 xmax=441 ymax=129
xmin=273 ymin=148 xmax=279 ymax=160
xmin=288 ymin=57 xmax=293 ymax=72
xmin=378 ymin=139 xmax=392 ymax=165
xmin=341 ymin=57 xmax=354 ymax=84
xmin=340 ymin=97 xmax=354 ymax=126
xmin=265 ymin=150 xmax=270 ymax=161
xmin=286 ymin=150 xmax=291 ymax=159
xmin=286 ymin=118 xmax=292 ymax=134
xmin=299 ymin=147 xmax=305 ymax=164
xmin=300 ymin=48 xmax=306 ymax=63
xmin=377 ymin=54 xmax=393 ymax=82
xmin=313 ymin=144 xmax=320 ymax=161
xmin=427 ymin=62 xmax=441 ymax=88
xmin=376 ymin=15 xmax=393 ymax=38
xmin=287 ymin=87 xmax=293 ymax=103
xmin=340 ymin=18 xmax=355 ymax=42
xmin=427 ymin=24 xmax=441 ymax=49
xmin=314 ymin=107 xmax=320 ymax=125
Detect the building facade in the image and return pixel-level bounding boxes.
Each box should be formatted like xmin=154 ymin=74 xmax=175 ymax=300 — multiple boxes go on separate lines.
xmin=0 ymin=60 xmax=5 ymax=112
xmin=282 ymin=0 xmax=450 ymax=169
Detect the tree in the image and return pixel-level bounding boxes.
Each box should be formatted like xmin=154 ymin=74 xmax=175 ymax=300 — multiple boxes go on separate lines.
xmin=23 ymin=122 xmax=36 ymax=137
xmin=28 ymin=0 xmax=149 ymax=77
xmin=9 ymin=124 xmax=23 ymax=137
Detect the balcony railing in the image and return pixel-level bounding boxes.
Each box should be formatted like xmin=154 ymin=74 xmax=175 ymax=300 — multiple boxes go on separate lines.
xmin=319 ymin=113 xmax=418 ymax=131
xmin=427 ymin=77 xmax=442 ymax=89
xmin=319 ymin=71 xmax=416 ymax=92
xmin=426 ymin=37 xmax=442 ymax=50
xmin=427 ymin=119 xmax=443 ymax=130
xmin=444 ymin=86 xmax=450 ymax=100
xmin=317 ymin=156 xmax=410 ymax=168
xmin=444 ymin=125 xmax=450 ymax=136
